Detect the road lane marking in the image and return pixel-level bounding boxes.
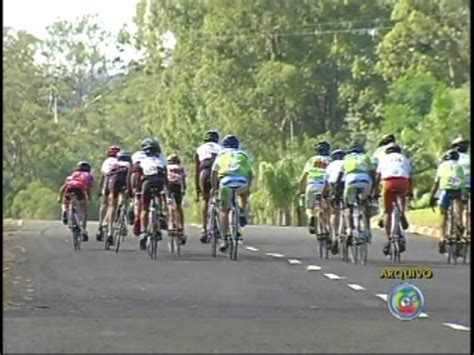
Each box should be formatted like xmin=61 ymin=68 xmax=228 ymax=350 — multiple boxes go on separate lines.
xmin=266 ymin=253 xmax=285 ymax=258
xmin=347 ymin=284 xmax=366 ymax=291
xmin=324 ymin=273 xmax=345 ymax=280
xmin=442 ymin=323 xmax=470 ymax=331
xmin=306 ymin=265 xmax=322 ymax=271
xmin=287 ymin=259 xmax=302 ymax=265
xmin=375 ymin=294 xmax=388 ymax=302
xmin=190 ymin=223 xmax=201 ymax=228
xmin=245 ymin=246 xmax=259 ymax=252
xmin=419 ymin=313 xmax=429 ymax=318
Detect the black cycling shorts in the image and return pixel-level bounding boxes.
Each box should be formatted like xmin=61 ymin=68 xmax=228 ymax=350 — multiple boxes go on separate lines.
xmin=169 ymin=183 xmax=183 ymax=205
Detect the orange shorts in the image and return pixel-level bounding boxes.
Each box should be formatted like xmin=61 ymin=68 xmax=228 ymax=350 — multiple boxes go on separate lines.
xmin=382 ymin=177 xmax=410 ymax=213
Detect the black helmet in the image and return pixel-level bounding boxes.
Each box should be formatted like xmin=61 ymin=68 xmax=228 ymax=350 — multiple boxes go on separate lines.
xmin=141 ymin=138 xmax=161 ymax=154
xmin=348 ymin=142 xmax=365 ymax=154
xmin=117 ymin=151 xmax=132 ymax=163
xmin=204 ymin=130 xmax=219 ymax=143
xmin=451 ymin=136 xmax=470 ymax=153
xmin=315 ymin=141 xmax=331 ymax=156
xmin=77 ymin=161 xmax=91 ymax=172
xmin=330 ymin=149 xmax=346 ymax=160
xmin=379 ymin=134 xmax=396 ymax=147
xmin=385 ymin=143 xmax=402 ymax=154
xmin=443 ymin=149 xmax=459 ymax=161
xmin=222 ymin=135 xmax=239 ymax=149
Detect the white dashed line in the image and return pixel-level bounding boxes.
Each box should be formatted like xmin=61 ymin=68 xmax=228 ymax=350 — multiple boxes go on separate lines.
xmin=287 ymin=259 xmax=302 ymax=265
xmin=266 ymin=253 xmax=285 ymax=258
xmin=306 ymin=265 xmax=322 ymax=271
xmin=245 ymin=246 xmax=259 ymax=252
xmin=375 ymin=294 xmax=388 ymax=302
xmin=419 ymin=313 xmax=429 ymax=318
xmin=442 ymin=323 xmax=470 ymax=331
xmin=190 ymin=223 xmax=201 ymax=228
xmin=347 ymin=284 xmax=366 ymax=291
xmin=324 ymin=273 xmax=345 ymax=280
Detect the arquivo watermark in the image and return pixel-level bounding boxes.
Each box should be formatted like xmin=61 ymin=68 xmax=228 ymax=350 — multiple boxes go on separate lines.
xmin=380 ymin=267 xmax=434 ymax=280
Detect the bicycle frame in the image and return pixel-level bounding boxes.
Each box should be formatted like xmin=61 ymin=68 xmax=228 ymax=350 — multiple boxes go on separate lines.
xmin=207 ymin=197 xmax=221 ymax=258
xmin=228 ymin=187 xmax=240 ymax=261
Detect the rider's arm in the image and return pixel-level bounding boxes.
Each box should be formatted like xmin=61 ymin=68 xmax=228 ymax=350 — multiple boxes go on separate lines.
xmin=98 ymin=174 xmax=105 ymax=196
xmin=299 ymin=172 xmax=307 ymax=195
xmin=58 ymin=182 xmax=67 ymax=202
xmin=194 ymin=154 xmax=200 ymax=196
xmin=211 ymin=170 xmax=219 ymax=195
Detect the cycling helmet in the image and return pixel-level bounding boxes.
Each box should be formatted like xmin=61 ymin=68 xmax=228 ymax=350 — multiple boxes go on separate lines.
xmin=117 ymin=151 xmax=132 ymax=163
xmin=314 ymin=141 xmax=331 ymax=156
xmin=385 ymin=143 xmax=402 ymax=154
xmin=167 ymin=153 xmax=180 ymax=164
xmin=443 ymin=149 xmax=460 ymax=161
xmin=142 ymin=138 xmax=161 ymax=154
xmin=451 ymin=136 xmax=470 ymax=153
xmin=77 ymin=161 xmax=92 ymax=172
xmin=204 ymin=130 xmax=220 ymax=143
xmin=330 ymin=149 xmax=346 ymax=160
xmin=348 ymin=142 xmax=365 ymax=154
xmin=107 ymin=145 xmax=121 ymax=157
xmin=378 ymin=134 xmax=396 ymax=147
xmin=222 ymin=135 xmax=239 ymax=149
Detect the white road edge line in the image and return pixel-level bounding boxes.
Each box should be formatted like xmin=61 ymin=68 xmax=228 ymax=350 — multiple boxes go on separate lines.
xmin=306 ymin=265 xmax=322 ymax=271
xmin=287 ymin=259 xmax=302 ymax=265
xmin=245 ymin=246 xmax=259 ymax=252
xmin=442 ymin=323 xmax=470 ymax=331
xmin=324 ymin=273 xmax=345 ymax=280
xmin=347 ymin=284 xmax=366 ymax=291
xmin=265 ymin=253 xmax=285 ymax=258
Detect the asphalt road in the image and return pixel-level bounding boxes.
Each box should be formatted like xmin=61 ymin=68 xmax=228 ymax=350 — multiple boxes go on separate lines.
xmin=3 ymin=220 xmax=471 ymax=353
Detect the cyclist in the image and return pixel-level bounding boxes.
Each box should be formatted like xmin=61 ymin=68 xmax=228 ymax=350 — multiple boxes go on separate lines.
xmin=373 ymin=143 xmax=413 ymax=255
xmin=96 ymin=145 xmax=120 ymax=242
xmin=58 ymin=161 xmax=95 ymax=241
xmin=326 ymin=149 xmax=346 ymax=254
xmin=138 ymin=139 xmax=168 ymax=250
xmin=105 ymin=151 xmax=132 ymax=246
xmin=429 ymin=149 xmax=465 ymax=254
xmin=167 ymin=153 xmax=187 ymax=245
xmin=451 ymin=136 xmax=470 ymax=238
xmin=337 ymin=142 xmax=374 ymax=245
xmin=195 ymin=130 xmax=222 ymax=243
xmin=299 ymin=142 xmax=331 ymax=237
xmin=372 ymin=134 xmax=396 ymax=228
xmin=129 ymin=140 xmax=153 ymax=238
xmin=210 ymin=135 xmax=252 ymax=252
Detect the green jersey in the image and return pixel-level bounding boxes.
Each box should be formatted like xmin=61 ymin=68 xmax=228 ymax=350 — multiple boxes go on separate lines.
xmin=302 ymin=155 xmax=330 ymax=182
xmin=343 ymin=152 xmax=372 ymax=174
xmin=212 ymin=148 xmax=252 ymax=178
xmin=436 ymin=160 xmax=465 ymax=190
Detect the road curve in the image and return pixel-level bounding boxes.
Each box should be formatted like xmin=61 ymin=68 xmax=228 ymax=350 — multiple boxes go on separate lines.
xmin=3 ymin=220 xmax=470 ymax=353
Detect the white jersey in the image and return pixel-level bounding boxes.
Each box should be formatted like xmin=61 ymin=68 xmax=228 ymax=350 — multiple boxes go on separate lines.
xmin=377 ymin=152 xmax=412 ymax=180
xmin=141 ymin=155 xmax=167 ymax=177
xmin=325 ymin=160 xmax=344 ymax=184
xmin=196 ymin=142 xmax=222 ymax=162
xmin=458 ymin=152 xmax=470 ymax=187
xmin=132 ymin=151 xmax=147 ymax=164
xmin=101 ymin=157 xmax=118 ymax=175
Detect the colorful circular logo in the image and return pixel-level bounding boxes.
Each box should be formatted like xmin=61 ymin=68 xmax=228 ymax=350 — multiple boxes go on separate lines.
xmin=387 ymin=282 xmax=425 ymax=321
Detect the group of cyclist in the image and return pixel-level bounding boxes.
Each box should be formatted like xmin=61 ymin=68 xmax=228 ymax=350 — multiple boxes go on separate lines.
xmin=58 ymin=130 xmax=253 ymax=254
xmin=299 ymin=134 xmax=470 ymax=257
xmin=57 ymin=130 xmax=469 ymax=257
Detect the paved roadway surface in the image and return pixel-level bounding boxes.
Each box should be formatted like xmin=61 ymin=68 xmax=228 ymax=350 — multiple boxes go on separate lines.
xmin=4 ymin=220 xmax=471 ymax=353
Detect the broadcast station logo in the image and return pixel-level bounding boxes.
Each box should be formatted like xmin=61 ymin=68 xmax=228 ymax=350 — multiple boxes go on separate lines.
xmin=387 ymin=282 xmax=425 ymax=321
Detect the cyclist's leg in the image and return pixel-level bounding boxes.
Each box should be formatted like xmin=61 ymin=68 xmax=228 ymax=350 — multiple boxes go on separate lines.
xmin=453 ymin=190 xmax=464 ymax=234
xmin=438 ymin=190 xmax=450 ymax=253
xmin=61 ymin=187 xmax=71 ymax=225
xmin=463 ymin=189 xmax=470 ymax=238
xmin=97 ymin=179 xmax=108 ymax=238
xmin=218 ymin=183 xmax=231 ymax=250
xmin=200 ymin=168 xmax=211 ymax=240
xmin=131 ymin=171 xmax=142 ymax=236
xmin=139 ymin=179 xmax=151 ymax=249
xmin=361 ymin=181 xmax=372 ymax=240
xmin=107 ymin=179 xmax=119 ymax=243
xmin=237 ymin=184 xmax=249 ymax=227
xmin=343 ymin=178 xmax=356 ymax=238
xmin=305 ymin=183 xmax=317 ymax=234
xmin=75 ymin=189 xmax=89 ymax=240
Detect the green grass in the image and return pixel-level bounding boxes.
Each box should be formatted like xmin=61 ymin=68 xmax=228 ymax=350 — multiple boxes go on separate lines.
xmin=407 ymin=208 xmax=439 ymax=227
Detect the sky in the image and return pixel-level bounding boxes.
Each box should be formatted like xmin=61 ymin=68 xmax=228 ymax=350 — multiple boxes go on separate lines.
xmin=4 ymin=0 xmax=140 ymax=39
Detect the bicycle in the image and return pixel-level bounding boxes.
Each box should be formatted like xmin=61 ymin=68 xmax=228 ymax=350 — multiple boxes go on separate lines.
xmin=227 ymin=186 xmax=242 ymax=261
xmin=388 ymin=194 xmax=406 ymax=263
xmin=313 ymin=194 xmax=331 ymax=259
xmin=113 ymin=196 xmax=129 ymax=254
xmin=68 ymin=192 xmax=83 ymax=251
xmin=337 ymin=199 xmax=352 ymax=263
xmin=207 ymin=196 xmax=221 ymax=258
xmin=444 ymin=197 xmax=468 ymax=265
xmin=147 ymin=187 xmax=163 ymax=260
xmin=167 ymin=196 xmax=181 ymax=256
xmin=350 ymin=189 xmax=369 ymax=265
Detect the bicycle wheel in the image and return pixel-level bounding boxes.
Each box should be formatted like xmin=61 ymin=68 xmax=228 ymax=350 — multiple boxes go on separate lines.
xmin=168 ymin=230 xmax=175 ymax=254
xmin=446 ymin=207 xmax=455 ymax=264
xmin=175 ymin=233 xmax=181 ymax=256
xmin=229 ymin=202 xmax=239 ymax=261
xmin=210 ymin=209 xmax=218 ymax=258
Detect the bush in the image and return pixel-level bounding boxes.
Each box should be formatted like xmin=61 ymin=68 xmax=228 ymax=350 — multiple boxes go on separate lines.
xmin=11 ymin=181 xmax=59 ymax=220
